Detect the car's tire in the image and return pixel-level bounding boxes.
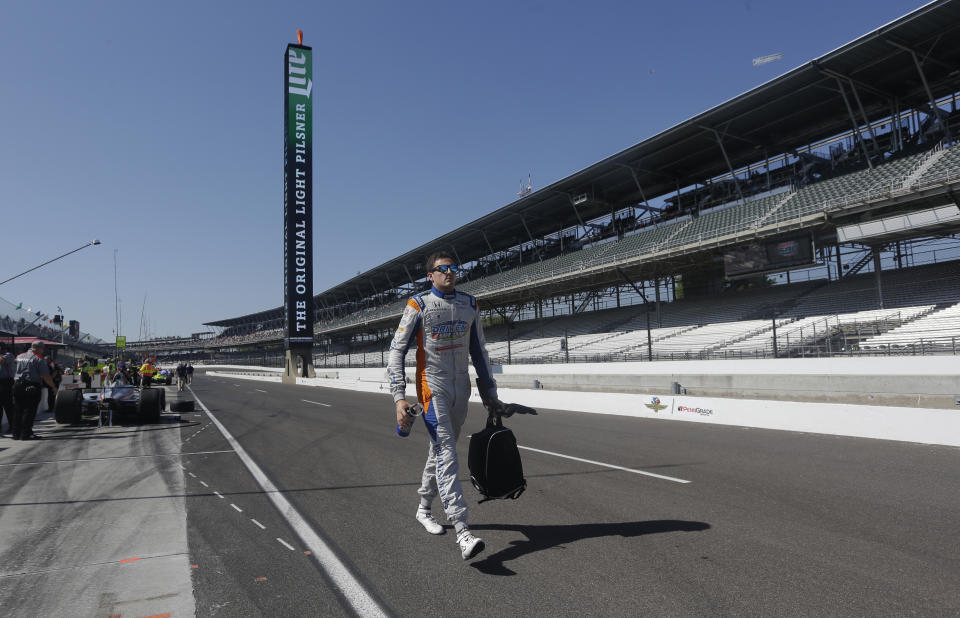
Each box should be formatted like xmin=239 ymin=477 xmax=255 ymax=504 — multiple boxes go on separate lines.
xmin=138 ymin=388 xmax=162 ymax=424
xmin=160 ymin=390 xmax=166 ymax=411
xmin=54 ymin=389 xmax=82 ymax=425
xmin=170 ymin=400 xmax=195 ymax=412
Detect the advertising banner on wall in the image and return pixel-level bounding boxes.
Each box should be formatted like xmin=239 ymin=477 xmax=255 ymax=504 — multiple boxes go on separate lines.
xmin=283 ymin=40 xmax=315 ymax=346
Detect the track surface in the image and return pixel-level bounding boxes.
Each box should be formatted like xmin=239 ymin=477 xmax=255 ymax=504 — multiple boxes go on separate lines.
xmin=180 ymin=374 xmax=960 ymax=616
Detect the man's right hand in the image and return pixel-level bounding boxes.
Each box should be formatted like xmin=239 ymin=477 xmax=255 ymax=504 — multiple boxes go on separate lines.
xmin=396 ymin=400 xmax=413 ymax=429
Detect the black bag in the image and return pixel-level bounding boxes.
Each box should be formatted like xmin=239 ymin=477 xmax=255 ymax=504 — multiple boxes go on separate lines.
xmin=468 ymin=408 xmax=526 ymax=503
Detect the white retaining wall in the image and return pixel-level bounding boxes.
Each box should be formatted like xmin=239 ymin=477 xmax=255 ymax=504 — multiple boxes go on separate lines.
xmin=205 ymin=357 xmax=960 ymax=447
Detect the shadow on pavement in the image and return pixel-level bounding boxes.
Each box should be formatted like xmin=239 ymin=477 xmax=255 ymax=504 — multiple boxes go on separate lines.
xmin=469 ymin=520 xmax=711 ymax=575
xmin=38 ymin=418 xmax=198 ymax=440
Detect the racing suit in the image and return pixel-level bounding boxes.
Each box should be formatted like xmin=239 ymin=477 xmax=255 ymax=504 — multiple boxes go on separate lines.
xmin=387 ymin=286 xmax=497 ymax=529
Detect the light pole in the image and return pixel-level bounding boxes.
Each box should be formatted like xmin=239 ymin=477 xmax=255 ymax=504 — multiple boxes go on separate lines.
xmin=0 ymin=239 xmax=101 ymax=287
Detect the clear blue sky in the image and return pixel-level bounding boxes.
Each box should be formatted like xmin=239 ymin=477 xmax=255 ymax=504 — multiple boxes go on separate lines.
xmin=1 ymin=0 xmax=923 ymax=340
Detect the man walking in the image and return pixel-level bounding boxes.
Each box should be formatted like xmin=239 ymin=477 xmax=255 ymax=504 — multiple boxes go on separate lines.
xmin=387 ymin=251 xmax=501 ymax=560
xmin=12 ymin=341 xmax=56 ymax=440
xmin=175 ymin=362 xmax=187 ymax=392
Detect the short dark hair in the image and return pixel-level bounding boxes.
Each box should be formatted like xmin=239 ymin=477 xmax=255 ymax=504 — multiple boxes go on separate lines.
xmin=426 ymin=251 xmax=454 ymax=272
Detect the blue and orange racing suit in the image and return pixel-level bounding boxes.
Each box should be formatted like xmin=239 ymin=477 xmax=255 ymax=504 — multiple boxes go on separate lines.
xmin=387 ymin=286 xmax=498 ymax=527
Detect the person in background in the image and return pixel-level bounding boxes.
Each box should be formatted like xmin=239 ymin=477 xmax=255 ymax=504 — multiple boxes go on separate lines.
xmin=0 ymin=344 xmax=16 ymax=436
xmin=13 ymin=341 xmax=56 ymax=440
xmin=47 ymin=359 xmax=62 ymax=413
xmin=175 ymin=362 xmax=187 ymax=392
xmin=78 ymin=359 xmax=93 ymax=389
xmin=139 ymin=358 xmax=156 ymax=388
xmin=186 ymin=362 xmax=194 ymax=385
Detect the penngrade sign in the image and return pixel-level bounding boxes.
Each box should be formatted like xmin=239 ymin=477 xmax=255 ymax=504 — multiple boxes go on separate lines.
xmin=283 ymin=42 xmax=315 ymax=346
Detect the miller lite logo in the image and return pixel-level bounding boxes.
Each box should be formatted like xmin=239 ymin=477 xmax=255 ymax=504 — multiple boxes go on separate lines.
xmin=288 ymin=49 xmax=312 ymax=97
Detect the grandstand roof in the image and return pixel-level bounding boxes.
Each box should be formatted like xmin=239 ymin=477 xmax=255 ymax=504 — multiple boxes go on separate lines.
xmin=207 ymin=0 xmax=960 ymax=328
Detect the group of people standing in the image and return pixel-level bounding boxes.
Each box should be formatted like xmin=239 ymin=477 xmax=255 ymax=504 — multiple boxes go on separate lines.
xmin=0 ymin=341 xmax=57 ymax=440
xmin=175 ymin=362 xmax=193 ymax=391
xmin=0 ymin=345 xmax=198 ymax=440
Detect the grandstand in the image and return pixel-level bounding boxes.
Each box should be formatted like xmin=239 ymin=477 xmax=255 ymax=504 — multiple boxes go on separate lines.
xmin=193 ymin=0 xmax=960 ymax=369
xmin=0 ymin=296 xmax=108 ymax=355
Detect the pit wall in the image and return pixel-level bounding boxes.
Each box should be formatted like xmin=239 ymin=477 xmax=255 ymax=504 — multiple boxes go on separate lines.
xmin=204 ymin=357 xmax=960 ymax=447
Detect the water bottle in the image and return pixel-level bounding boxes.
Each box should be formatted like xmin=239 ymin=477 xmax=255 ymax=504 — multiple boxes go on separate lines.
xmin=396 ymin=403 xmax=423 ymax=437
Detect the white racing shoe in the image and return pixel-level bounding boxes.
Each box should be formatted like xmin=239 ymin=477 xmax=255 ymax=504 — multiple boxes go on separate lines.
xmin=416 ymin=507 xmax=444 ymax=535
xmin=456 ymin=529 xmax=485 ymax=560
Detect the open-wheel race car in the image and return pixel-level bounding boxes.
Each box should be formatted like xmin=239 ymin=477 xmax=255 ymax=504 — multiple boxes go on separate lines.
xmin=54 ymin=381 xmax=166 ymax=426
xmin=154 ymin=368 xmax=173 ymax=386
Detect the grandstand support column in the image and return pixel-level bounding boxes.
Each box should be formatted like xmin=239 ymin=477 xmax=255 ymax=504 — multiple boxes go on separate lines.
xmin=562 ymin=194 xmax=587 ymax=231
xmin=518 ymin=215 xmax=542 ymax=262
xmin=402 ymin=264 xmax=417 ymax=287
xmin=655 ymin=280 xmax=662 ymax=328
xmin=619 ymin=164 xmax=652 ymax=212
xmin=480 ymin=230 xmax=504 ymax=274
xmin=873 ymin=247 xmax=884 ymax=310
xmin=836 ymin=244 xmax=843 ymax=277
xmin=702 ymin=126 xmax=745 ymax=203
xmin=646 ymin=308 xmax=653 ymax=363
xmin=835 ymin=78 xmax=874 ymax=169
xmin=771 ymin=317 xmax=779 ymax=358
xmin=448 ymin=245 xmax=465 ymax=269
xmin=890 ymin=42 xmax=954 ymax=144
xmin=846 ymin=79 xmax=882 ymax=158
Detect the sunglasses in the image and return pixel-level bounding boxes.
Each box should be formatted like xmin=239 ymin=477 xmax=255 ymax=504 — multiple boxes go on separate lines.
xmin=431 ymin=264 xmax=460 ymax=274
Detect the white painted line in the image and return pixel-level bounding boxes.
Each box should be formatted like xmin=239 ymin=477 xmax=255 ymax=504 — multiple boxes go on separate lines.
xmin=189 ymin=387 xmax=388 ymax=618
xmin=277 ymin=538 xmax=295 ymax=551
xmin=231 ymin=503 xmax=243 ymax=513
xmin=213 ymin=491 xmax=224 ymax=499
xmin=188 ymin=472 xmax=197 ymax=478
xmin=199 ymin=481 xmax=208 ymax=488
xmin=301 ymin=399 xmax=331 ymax=407
xmin=0 ymin=450 xmax=237 ymax=468
xmin=255 ymin=389 xmax=268 ymax=393
xmin=251 ymin=519 xmax=266 ymax=530
xmin=517 ymin=445 xmax=691 ymax=484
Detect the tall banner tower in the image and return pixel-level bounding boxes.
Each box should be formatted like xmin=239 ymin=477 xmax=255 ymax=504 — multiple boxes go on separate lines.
xmin=283 ymin=30 xmax=316 ymax=382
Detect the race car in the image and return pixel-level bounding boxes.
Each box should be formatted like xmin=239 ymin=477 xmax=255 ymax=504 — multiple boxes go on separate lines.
xmin=53 ymin=381 xmax=165 ymax=425
xmin=154 ymin=368 xmax=173 ymax=386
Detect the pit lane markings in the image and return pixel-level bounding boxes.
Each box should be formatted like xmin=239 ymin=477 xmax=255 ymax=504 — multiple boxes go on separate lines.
xmin=188 ymin=386 xmax=389 ymax=618
xmin=302 ymin=400 xmax=331 ymax=407
xmin=183 ymin=424 xmax=211 ymax=443
xmin=178 ymin=468 xmax=308 ymax=562
xmin=255 ymin=389 xmax=268 ymax=393
xmin=0 ymin=450 xmax=234 ymax=467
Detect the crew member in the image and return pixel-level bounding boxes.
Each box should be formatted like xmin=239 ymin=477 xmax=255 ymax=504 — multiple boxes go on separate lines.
xmin=13 ymin=341 xmax=56 ymax=440
xmin=0 ymin=344 xmax=16 ymax=436
xmin=78 ymin=359 xmax=93 ymax=389
xmin=386 ymin=251 xmax=501 ymax=561
xmin=139 ymin=359 xmax=157 ymax=388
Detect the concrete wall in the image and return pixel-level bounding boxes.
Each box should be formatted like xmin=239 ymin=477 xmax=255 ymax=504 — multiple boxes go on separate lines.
xmin=206 ymin=357 xmax=960 ymax=447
